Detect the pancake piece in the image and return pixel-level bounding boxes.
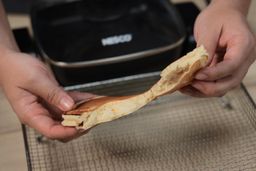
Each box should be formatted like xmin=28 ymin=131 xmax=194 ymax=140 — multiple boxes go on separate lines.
xmin=62 ymin=45 xmax=208 ymax=130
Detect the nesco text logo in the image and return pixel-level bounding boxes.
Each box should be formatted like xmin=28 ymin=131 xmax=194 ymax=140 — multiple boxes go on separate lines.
xmin=101 ymin=34 xmax=132 ymax=46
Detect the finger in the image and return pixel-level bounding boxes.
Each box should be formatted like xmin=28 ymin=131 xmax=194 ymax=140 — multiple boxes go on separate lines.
xmin=209 ymin=48 xmax=227 ymax=66
xmin=209 ymin=54 xmax=221 ymax=67
xmin=13 ymin=88 xmax=80 ymax=141
xmin=191 ymin=77 xmax=239 ymax=97
xmin=39 ymin=98 xmax=63 ymax=120
xmin=40 ymin=92 xmax=99 ymax=119
xmin=195 ymin=32 xmax=255 ymax=81
xmin=192 ymin=53 xmax=251 ymax=98
xmin=25 ymin=75 xmax=74 ymax=111
xmin=179 ymin=85 xmax=207 ymax=98
xmin=15 ymin=96 xmax=79 ymax=140
xmin=195 ymin=58 xmax=242 ymax=81
xmin=25 ymin=104 xmax=79 ymax=140
xmin=68 ymin=91 xmax=98 ymax=102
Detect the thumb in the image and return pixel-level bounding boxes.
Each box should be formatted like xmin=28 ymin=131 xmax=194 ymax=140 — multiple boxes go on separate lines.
xmin=26 ymin=76 xmax=74 ymax=111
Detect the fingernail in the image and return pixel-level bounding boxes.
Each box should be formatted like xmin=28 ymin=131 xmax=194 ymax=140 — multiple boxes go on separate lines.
xmin=192 ymin=82 xmax=203 ymax=90
xmin=195 ymin=73 xmax=207 ymax=80
xmin=60 ymin=98 xmax=74 ymax=111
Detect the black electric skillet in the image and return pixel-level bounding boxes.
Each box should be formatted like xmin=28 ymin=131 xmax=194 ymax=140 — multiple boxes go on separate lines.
xmin=31 ymin=0 xmax=186 ymax=86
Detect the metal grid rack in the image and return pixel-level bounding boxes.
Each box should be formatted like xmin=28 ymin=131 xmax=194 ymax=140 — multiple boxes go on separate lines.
xmin=22 ymin=73 xmax=256 ymax=171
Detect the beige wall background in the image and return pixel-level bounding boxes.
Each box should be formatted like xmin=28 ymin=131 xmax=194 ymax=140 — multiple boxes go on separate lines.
xmin=1 ymin=1 xmax=256 ymax=170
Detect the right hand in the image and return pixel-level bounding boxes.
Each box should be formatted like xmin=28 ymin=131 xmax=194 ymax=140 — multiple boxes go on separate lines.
xmin=0 ymin=49 xmax=96 ymax=142
xmin=180 ymin=1 xmax=255 ymax=97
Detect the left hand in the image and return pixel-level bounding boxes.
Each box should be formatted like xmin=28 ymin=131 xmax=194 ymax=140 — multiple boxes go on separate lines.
xmin=181 ymin=2 xmax=256 ymax=97
xmin=0 ymin=51 xmax=97 ymax=142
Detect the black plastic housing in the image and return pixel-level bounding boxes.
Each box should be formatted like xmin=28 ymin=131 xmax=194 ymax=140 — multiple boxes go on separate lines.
xmin=31 ymin=0 xmax=187 ymax=86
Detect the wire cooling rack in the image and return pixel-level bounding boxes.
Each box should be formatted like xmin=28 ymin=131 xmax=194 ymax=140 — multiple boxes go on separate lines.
xmin=22 ymin=73 xmax=256 ymax=171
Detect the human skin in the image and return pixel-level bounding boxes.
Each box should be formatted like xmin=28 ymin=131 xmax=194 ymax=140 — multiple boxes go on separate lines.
xmin=181 ymin=0 xmax=256 ymax=97
xmin=0 ymin=2 xmax=96 ymax=142
xmin=0 ymin=1 xmax=255 ymax=141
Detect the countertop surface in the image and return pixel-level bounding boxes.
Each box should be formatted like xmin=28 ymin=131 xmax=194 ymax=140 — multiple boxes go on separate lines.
xmin=0 ymin=1 xmax=256 ymax=170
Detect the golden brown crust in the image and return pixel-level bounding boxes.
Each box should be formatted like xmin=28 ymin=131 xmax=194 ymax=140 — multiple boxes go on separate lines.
xmin=65 ymin=95 xmax=136 ymax=115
